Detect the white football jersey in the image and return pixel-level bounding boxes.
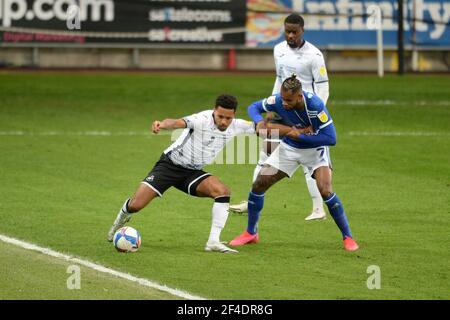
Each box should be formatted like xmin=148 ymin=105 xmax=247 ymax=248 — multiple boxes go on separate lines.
xmin=164 ymin=110 xmax=255 ymax=170
xmin=273 ymin=40 xmax=329 ymax=103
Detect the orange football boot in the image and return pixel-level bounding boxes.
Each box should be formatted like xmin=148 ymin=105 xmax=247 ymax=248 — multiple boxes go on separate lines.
xmin=343 ymin=236 xmax=359 ymax=251
xmin=229 ymin=230 xmax=259 ymax=246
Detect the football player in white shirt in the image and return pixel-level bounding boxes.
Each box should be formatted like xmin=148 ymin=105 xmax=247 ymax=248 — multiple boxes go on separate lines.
xmin=230 ymin=13 xmax=329 ymax=221
xmin=107 ymin=94 xmax=255 ymax=253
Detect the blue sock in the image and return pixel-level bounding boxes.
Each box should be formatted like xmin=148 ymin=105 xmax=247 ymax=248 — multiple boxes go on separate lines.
xmin=324 ymin=193 xmax=352 ymax=239
xmin=247 ymin=191 xmax=265 ymax=235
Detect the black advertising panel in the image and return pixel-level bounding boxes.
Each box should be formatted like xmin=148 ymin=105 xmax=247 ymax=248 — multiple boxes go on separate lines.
xmin=0 ymin=0 xmax=246 ymax=45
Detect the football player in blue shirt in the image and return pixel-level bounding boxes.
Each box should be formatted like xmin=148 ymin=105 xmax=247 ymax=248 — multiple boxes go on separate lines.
xmin=230 ymin=75 xmax=359 ymax=251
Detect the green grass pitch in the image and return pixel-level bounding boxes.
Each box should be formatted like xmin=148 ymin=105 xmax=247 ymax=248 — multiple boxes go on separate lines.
xmin=0 ymin=71 xmax=449 ymax=299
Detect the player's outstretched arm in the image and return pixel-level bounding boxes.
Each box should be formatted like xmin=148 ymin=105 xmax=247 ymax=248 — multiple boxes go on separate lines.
xmin=152 ymin=119 xmax=186 ymax=134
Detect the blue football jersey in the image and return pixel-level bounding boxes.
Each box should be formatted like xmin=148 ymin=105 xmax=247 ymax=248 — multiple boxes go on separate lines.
xmin=253 ymin=91 xmax=335 ymax=149
xmin=261 ymin=91 xmax=332 ymax=131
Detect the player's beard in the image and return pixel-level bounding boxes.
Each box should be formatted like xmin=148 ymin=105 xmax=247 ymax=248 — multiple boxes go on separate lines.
xmin=287 ymin=38 xmax=303 ymax=49
xmin=287 ymin=40 xmax=298 ymax=48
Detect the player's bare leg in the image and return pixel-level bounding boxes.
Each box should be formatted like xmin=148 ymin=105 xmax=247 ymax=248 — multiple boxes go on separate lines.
xmin=230 ymin=165 xmax=287 ymax=246
xmin=252 ymin=164 xmax=287 ymax=193
xmin=314 ymin=166 xmax=359 ymax=251
xmin=107 ymin=183 xmax=159 ymax=241
xmin=229 ymin=149 xmax=267 ymax=214
xmin=196 ymin=176 xmax=238 ymax=253
xmin=230 ymin=139 xmax=280 ymax=214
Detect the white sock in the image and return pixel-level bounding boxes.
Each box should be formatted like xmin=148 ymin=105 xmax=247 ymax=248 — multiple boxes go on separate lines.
xmin=112 ymin=199 xmax=132 ymax=228
xmin=303 ymin=170 xmax=324 ymax=212
xmin=253 ymin=150 xmax=268 ymax=183
xmin=208 ymin=200 xmax=230 ymax=243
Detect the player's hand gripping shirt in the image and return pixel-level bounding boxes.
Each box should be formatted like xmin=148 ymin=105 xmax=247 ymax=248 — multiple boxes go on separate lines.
xmin=248 ymin=92 xmax=336 ymax=149
xmin=164 ymin=110 xmax=255 ymax=170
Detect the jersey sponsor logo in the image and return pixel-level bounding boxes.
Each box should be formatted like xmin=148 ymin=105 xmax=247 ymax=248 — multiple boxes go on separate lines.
xmin=266 ymin=95 xmax=276 ymax=105
xmin=318 ymin=111 xmax=329 ymax=123
xmin=320 ymin=66 xmax=327 ymax=76
xmin=307 ymin=93 xmax=313 ymax=99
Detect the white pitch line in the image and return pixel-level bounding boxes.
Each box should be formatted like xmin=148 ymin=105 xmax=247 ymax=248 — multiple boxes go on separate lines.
xmin=1 ymin=130 xmax=449 ymax=137
xmin=332 ymin=100 xmax=450 ymax=106
xmin=0 ymin=131 xmax=158 ymax=136
xmin=0 ymin=131 xmax=179 ymax=137
xmin=348 ymin=131 xmax=450 ymax=137
xmin=0 ymin=233 xmax=206 ymax=300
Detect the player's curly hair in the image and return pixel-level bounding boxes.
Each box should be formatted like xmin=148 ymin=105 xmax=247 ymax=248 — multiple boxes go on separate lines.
xmin=215 ymin=94 xmax=238 ymax=110
xmin=282 ymin=74 xmax=302 ymax=93
xmin=284 ymin=13 xmax=304 ymax=27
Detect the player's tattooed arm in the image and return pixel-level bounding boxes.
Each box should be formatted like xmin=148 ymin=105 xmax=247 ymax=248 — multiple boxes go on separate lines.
xmin=285 ymin=126 xmax=314 ymax=140
xmin=255 ymin=120 xmax=269 ymax=138
xmin=265 ymin=123 xmax=292 ymax=137
xmin=255 ymin=120 xmax=267 ymax=132
xmin=265 ymin=112 xmax=276 ymax=122
xmin=256 ymin=120 xmax=292 ymax=139
xmin=152 ymin=119 xmax=187 ymax=134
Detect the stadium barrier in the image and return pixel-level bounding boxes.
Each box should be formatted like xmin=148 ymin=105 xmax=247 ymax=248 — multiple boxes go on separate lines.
xmin=0 ymin=45 xmax=448 ymax=72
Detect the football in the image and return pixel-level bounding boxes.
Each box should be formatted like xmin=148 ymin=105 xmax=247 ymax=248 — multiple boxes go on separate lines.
xmin=113 ymin=226 xmax=141 ymax=253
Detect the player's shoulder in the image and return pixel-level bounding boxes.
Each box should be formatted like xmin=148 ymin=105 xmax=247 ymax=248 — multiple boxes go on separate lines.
xmin=233 ymin=118 xmax=254 ymax=128
xmin=304 ymin=41 xmax=324 ymax=58
xmin=304 ymin=91 xmax=325 ymax=110
xmin=185 ymin=109 xmax=213 ymax=124
xmin=274 ymin=41 xmax=287 ymax=54
xmin=196 ymin=109 xmax=214 ymax=119
xmin=304 ymin=91 xmax=330 ymax=123
xmin=263 ymin=93 xmax=281 ymax=106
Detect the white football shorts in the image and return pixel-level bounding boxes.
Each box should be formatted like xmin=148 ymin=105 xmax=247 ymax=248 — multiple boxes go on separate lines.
xmin=265 ymin=141 xmax=331 ymax=178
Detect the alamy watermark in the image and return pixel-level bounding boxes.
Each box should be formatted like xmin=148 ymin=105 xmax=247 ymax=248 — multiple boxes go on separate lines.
xmin=67 ymin=264 xmax=81 ymax=290
xmin=366 ymin=265 xmax=381 ymax=290
xmin=366 ymin=5 xmax=382 ymax=30
xmin=168 ymin=128 xmax=281 ymax=169
xmin=66 ymin=4 xmax=81 ymax=30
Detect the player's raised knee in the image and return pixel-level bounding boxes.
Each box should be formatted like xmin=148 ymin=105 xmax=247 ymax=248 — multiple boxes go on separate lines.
xmin=212 ymin=184 xmax=230 ymax=198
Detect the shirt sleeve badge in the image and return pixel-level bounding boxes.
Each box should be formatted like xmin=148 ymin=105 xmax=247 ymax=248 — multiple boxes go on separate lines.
xmin=267 ymin=95 xmax=276 ymax=105
xmin=318 ymin=111 xmax=329 ymax=123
